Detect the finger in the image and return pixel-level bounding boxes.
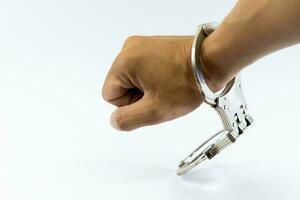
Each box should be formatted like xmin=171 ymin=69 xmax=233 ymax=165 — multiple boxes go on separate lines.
xmin=102 ymin=73 xmax=138 ymax=106
xmin=110 ymin=96 xmax=163 ymax=131
xmin=108 ymin=88 xmax=143 ymax=107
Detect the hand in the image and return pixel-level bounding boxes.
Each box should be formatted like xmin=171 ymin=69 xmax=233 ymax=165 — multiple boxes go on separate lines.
xmin=102 ymin=35 xmax=222 ymax=131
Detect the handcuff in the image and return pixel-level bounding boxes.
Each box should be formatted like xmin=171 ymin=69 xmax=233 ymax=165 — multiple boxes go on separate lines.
xmin=177 ymin=23 xmax=254 ymax=176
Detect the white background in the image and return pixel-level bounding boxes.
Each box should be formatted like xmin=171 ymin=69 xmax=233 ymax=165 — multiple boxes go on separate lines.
xmin=1 ymin=0 xmax=300 ymax=199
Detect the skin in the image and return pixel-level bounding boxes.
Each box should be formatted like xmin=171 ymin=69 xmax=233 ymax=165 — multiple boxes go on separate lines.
xmin=102 ymin=0 xmax=300 ymax=131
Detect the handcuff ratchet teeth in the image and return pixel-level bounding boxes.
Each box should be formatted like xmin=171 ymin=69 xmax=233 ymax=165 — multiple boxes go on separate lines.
xmin=177 ymin=23 xmax=254 ymax=176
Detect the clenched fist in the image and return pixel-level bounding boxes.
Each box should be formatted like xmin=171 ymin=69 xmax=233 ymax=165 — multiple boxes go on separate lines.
xmin=102 ymin=35 xmax=224 ymax=131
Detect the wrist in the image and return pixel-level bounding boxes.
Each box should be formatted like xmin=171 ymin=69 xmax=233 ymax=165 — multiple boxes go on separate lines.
xmin=200 ymin=23 xmax=240 ymax=92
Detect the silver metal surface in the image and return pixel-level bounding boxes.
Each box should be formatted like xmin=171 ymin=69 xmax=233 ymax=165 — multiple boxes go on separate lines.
xmin=177 ymin=23 xmax=254 ymax=176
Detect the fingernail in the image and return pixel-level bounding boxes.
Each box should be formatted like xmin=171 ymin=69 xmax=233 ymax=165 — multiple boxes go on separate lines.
xmin=110 ymin=111 xmax=121 ymax=131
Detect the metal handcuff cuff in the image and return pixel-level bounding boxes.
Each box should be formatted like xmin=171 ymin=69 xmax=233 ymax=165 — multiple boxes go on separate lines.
xmin=177 ymin=23 xmax=254 ymax=176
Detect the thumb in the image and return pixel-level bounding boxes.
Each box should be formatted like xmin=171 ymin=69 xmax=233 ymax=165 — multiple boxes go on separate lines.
xmin=110 ymin=95 xmax=163 ymax=131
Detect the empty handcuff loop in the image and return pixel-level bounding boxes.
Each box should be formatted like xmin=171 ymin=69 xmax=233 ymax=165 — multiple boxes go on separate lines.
xmin=177 ymin=23 xmax=254 ymax=176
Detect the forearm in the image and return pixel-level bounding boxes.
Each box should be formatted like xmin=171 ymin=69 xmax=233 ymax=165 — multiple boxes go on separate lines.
xmin=202 ymin=0 xmax=300 ymax=88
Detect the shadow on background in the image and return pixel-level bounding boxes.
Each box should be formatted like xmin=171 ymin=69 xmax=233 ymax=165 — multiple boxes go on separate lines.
xmin=169 ymin=162 xmax=297 ymax=200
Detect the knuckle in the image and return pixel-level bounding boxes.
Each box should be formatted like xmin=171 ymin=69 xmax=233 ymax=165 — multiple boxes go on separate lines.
xmin=101 ymin=80 xmax=110 ymax=102
xmin=124 ymin=35 xmax=143 ymax=45
xmin=101 ymin=88 xmax=108 ymax=102
xmin=119 ymin=51 xmax=140 ymax=67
